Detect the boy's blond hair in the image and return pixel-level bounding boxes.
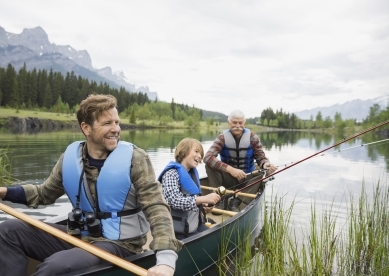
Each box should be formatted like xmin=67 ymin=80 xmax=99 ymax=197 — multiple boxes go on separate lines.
xmin=175 ymin=138 xmax=204 ymax=163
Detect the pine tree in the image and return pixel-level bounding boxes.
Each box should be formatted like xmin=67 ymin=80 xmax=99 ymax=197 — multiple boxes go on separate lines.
xmin=17 ymin=63 xmax=28 ymax=106
xmin=117 ymin=87 xmax=127 ymax=112
xmin=2 ymin=64 xmax=17 ymax=106
xmin=171 ymin=98 xmax=176 ymax=119
xmin=51 ymin=72 xmax=64 ymax=107
xmin=130 ymin=108 xmax=136 ymax=124
xmin=37 ymin=69 xmax=49 ymax=107
xmin=27 ymin=69 xmax=38 ymax=106
xmin=43 ymin=83 xmax=52 ymax=109
xmin=9 ymin=79 xmax=19 ymax=108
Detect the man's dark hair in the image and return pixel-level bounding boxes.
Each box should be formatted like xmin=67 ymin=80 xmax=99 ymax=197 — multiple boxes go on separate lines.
xmin=76 ymin=94 xmax=117 ymax=126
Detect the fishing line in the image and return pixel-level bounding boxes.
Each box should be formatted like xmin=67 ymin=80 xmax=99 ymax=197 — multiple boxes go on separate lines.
xmin=232 ymin=119 xmax=389 ymax=195
xmin=276 ymin=138 xmax=389 ymax=168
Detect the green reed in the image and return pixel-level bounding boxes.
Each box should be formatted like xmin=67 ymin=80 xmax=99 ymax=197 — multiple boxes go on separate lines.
xmin=218 ymin=180 xmax=389 ymax=275
xmin=336 ymin=182 xmax=389 ymax=275
xmin=216 ymin=220 xmax=260 ymax=276
xmin=258 ymin=190 xmax=295 ymax=275
xmin=0 ymin=147 xmax=12 ymax=185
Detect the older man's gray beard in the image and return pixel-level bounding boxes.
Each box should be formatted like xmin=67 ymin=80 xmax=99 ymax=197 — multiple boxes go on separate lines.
xmin=232 ymin=127 xmax=243 ymax=131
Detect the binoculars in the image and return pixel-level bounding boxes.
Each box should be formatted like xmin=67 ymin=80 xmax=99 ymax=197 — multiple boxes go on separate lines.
xmin=67 ymin=208 xmax=102 ymax=237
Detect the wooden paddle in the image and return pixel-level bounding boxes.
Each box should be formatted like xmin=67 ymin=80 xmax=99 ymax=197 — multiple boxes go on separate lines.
xmin=211 ymin=208 xmax=237 ymax=216
xmin=0 ymin=202 xmax=148 ymax=276
xmin=200 ymin=185 xmax=257 ymax=199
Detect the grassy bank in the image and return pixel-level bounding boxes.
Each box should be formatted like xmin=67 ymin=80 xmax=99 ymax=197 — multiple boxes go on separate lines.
xmin=0 ymin=107 xmax=275 ymax=132
xmin=0 ymin=107 xmax=361 ymax=135
xmin=0 ymin=107 xmax=77 ymax=122
xmin=219 ymin=181 xmax=389 ymax=275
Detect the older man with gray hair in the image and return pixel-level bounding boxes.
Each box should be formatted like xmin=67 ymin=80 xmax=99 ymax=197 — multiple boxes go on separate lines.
xmin=203 ymin=110 xmax=276 ymax=212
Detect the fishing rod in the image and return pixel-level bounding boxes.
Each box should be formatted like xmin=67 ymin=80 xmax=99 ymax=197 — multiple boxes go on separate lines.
xmin=276 ymin=138 xmax=389 ymax=168
xmin=318 ymin=138 xmax=389 ymax=155
xmin=233 ymin=119 xmax=389 ymax=195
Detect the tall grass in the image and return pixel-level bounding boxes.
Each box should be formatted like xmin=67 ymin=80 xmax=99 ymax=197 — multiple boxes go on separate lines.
xmin=0 ymin=148 xmax=12 ymax=186
xmin=337 ymin=183 xmax=389 ymax=275
xmin=219 ymin=180 xmax=389 ymax=275
xmin=252 ymin=183 xmax=389 ymax=276
xmin=259 ymin=193 xmax=295 ymax=275
xmin=216 ymin=221 xmax=260 ymax=276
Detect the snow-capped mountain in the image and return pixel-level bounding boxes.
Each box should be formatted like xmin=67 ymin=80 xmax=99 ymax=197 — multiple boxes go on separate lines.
xmin=0 ymin=26 xmax=157 ymax=100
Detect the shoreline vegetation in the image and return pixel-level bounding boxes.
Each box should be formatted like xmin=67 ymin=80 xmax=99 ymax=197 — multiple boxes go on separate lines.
xmin=0 ymin=107 xmax=364 ymax=135
xmin=1 ymin=63 xmax=388 ymax=135
xmin=218 ymin=181 xmax=389 ymax=276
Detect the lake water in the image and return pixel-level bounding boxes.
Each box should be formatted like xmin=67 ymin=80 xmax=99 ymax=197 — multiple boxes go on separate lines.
xmin=1 ymin=128 xmax=389 ymax=271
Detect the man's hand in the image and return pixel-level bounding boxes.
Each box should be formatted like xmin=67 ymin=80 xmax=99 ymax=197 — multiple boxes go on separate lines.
xmin=263 ymin=163 xmax=277 ymax=174
xmin=0 ymin=187 xmax=7 ymax=199
xmin=226 ymin=166 xmax=246 ymax=180
xmin=147 ymin=264 xmax=174 ymax=276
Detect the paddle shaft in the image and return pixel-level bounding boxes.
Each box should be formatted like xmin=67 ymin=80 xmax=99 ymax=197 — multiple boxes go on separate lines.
xmin=0 ymin=203 xmax=148 ymax=276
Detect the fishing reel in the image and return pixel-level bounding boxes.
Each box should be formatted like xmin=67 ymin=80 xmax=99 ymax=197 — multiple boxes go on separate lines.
xmin=206 ymin=186 xmax=226 ymax=208
xmin=256 ymin=168 xmax=275 ymax=183
xmin=67 ymin=207 xmax=102 ymax=237
xmin=216 ymin=186 xmax=226 ymax=196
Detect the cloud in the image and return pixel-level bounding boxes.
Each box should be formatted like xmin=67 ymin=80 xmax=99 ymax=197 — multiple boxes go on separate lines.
xmin=1 ymin=0 xmax=388 ymax=118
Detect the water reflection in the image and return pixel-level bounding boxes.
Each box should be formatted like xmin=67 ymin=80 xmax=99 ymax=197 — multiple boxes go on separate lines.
xmin=0 ymin=129 xmax=388 ymax=226
xmin=260 ymin=131 xmax=389 ymax=171
xmin=1 ymin=128 xmax=389 ymax=276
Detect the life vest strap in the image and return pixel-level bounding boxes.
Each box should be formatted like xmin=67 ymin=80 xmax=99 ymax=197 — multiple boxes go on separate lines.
xmin=97 ymin=206 xmax=142 ymax=219
xmin=223 ymin=146 xmax=250 ymax=151
xmin=171 ymin=215 xmax=182 ymax=221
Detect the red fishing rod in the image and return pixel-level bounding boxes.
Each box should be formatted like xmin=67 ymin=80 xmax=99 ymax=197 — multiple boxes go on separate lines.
xmin=234 ymin=119 xmax=389 ymax=195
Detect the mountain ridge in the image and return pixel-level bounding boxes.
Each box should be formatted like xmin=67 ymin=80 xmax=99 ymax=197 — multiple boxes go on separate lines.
xmin=294 ymin=96 xmax=388 ymax=121
xmin=0 ymin=26 xmax=158 ymax=100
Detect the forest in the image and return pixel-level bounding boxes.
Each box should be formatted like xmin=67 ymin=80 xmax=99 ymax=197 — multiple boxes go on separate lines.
xmin=0 ymin=63 xmax=387 ymax=130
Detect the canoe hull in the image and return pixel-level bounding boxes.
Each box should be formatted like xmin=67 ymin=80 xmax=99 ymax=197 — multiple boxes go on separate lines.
xmin=27 ymin=176 xmax=266 ymax=276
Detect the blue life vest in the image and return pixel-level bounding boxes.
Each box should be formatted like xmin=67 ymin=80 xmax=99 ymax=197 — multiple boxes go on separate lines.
xmin=220 ymin=128 xmax=256 ymax=173
xmin=62 ymin=141 xmax=150 ymax=240
xmin=158 ymin=161 xmax=201 ymax=195
xmin=158 ymin=161 xmax=202 ymax=234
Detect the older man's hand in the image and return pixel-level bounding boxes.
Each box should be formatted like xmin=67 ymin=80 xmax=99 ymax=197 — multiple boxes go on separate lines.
xmin=264 ymin=163 xmax=277 ymax=174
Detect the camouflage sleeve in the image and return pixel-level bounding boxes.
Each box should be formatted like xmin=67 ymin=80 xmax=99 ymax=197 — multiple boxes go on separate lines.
xmin=22 ymin=154 xmax=66 ymax=208
xmin=203 ymin=133 xmax=229 ymax=172
xmin=131 ymin=147 xmax=183 ymax=252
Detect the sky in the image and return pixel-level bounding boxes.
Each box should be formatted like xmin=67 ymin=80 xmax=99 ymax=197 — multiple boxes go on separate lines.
xmin=1 ymin=0 xmax=389 ymax=118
